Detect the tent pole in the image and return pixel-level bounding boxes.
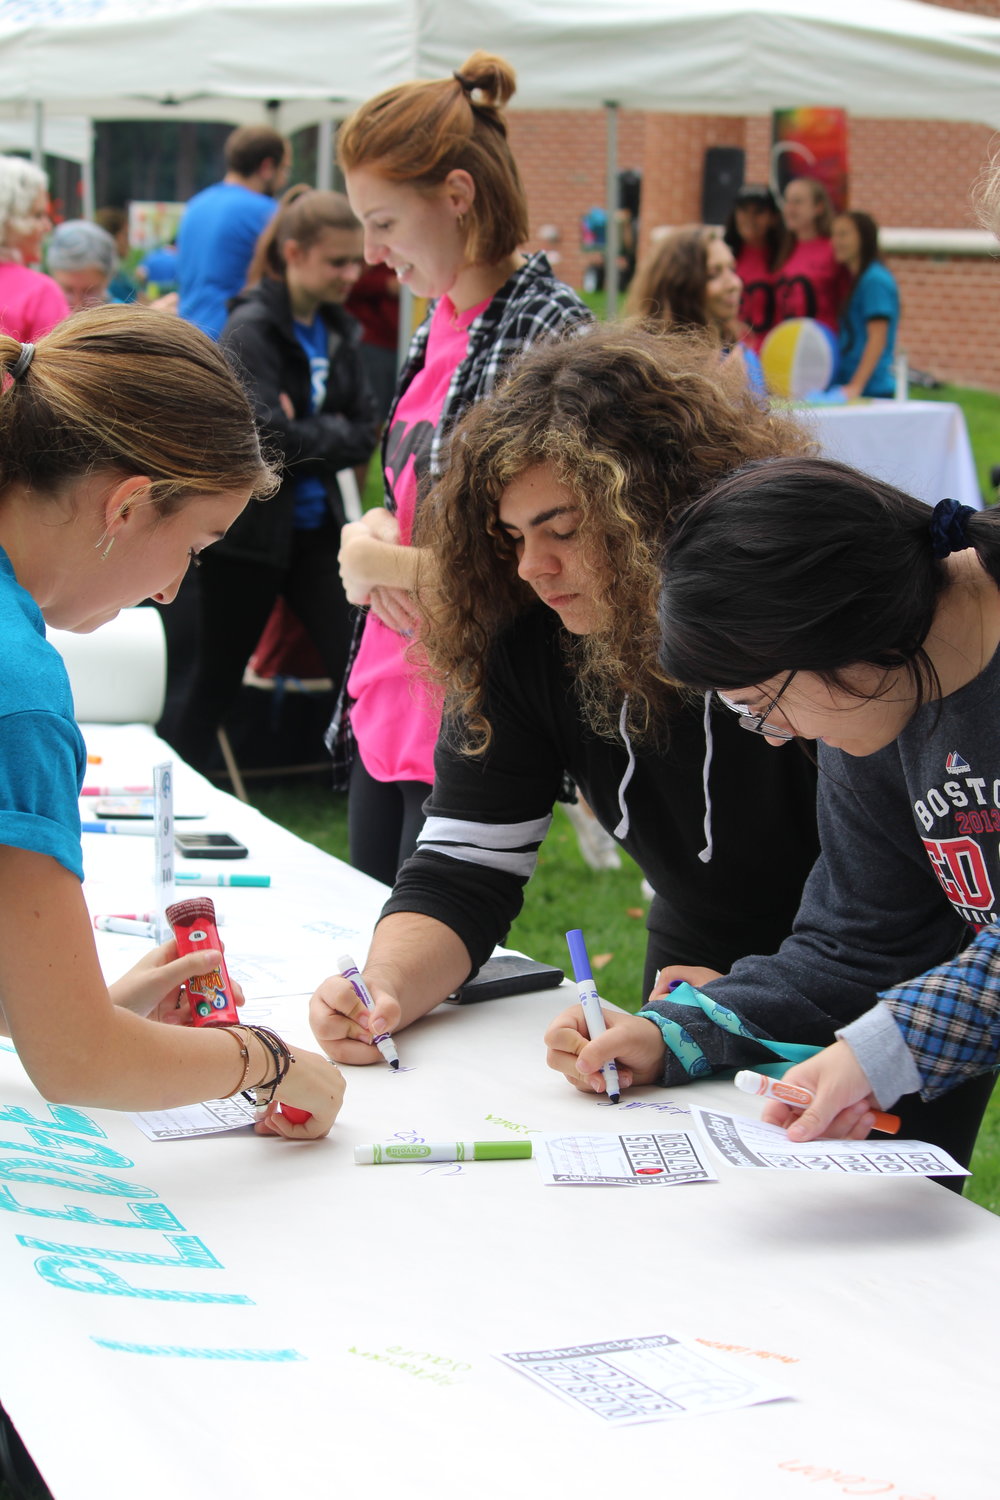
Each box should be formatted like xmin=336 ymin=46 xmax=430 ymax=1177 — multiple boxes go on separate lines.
xmin=316 ymin=118 xmax=334 ymax=190
xmin=31 ymin=101 xmax=43 ymax=167
xmin=81 ymin=120 xmax=96 ymax=220
xmin=604 ymin=100 xmax=619 ymax=315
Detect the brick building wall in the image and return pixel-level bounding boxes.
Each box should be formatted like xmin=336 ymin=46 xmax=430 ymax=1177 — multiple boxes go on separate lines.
xmin=505 ymin=0 xmax=1000 ymax=389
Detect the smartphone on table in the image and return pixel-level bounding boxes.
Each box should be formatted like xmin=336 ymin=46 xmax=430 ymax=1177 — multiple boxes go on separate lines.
xmin=174 ymin=832 xmax=248 ymax=860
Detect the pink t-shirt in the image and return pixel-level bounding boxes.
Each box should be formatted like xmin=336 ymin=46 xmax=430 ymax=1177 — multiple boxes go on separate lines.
xmin=0 ymin=262 xmax=70 ymax=341
xmin=348 ymin=291 xmax=490 ymax=785
xmin=773 ymin=238 xmax=844 ymax=334
xmin=735 ymin=242 xmax=776 ymax=351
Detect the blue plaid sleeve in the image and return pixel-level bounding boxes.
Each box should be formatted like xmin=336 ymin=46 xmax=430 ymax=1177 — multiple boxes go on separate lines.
xmin=879 ymin=924 xmax=1000 ymax=1100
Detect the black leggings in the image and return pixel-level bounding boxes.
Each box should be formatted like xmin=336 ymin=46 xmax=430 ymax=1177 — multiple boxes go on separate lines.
xmin=347 ymin=751 xmax=431 ymax=885
xmin=168 ymin=522 xmax=352 ymax=773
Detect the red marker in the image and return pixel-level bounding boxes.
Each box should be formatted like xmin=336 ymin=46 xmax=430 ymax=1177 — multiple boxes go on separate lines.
xmin=277 ymin=1105 xmax=311 ymax=1124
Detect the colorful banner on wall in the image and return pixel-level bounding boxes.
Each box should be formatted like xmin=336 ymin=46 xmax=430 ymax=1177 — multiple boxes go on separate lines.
xmin=771 ymin=108 xmax=848 ymax=212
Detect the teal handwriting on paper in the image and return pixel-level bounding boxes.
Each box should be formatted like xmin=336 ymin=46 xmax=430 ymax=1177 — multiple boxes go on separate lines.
xmin=92 ymin=1339 xmax=305 ymax=1363
xmin=0 ymin=1098 xmax=258 ymax=1312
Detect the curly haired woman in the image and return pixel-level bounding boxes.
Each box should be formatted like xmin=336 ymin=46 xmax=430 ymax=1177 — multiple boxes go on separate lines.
xmin=309 ymin=322 xmax=820 ymax=1062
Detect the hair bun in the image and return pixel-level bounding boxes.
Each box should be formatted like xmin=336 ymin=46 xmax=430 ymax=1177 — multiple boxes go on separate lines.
xmin=455 ymin=51 xmax=517 ymax=110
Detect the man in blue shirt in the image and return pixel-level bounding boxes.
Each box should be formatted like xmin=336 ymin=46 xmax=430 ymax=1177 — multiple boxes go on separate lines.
xmin=177 ymin=124 xmax=290 ymax=339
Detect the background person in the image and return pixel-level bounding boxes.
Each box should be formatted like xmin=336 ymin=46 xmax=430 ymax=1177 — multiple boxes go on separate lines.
xmin=0 ymin=306 xmax=342 ymax=1138
xmin=177 ymin=124 xmax=290 ymax=339
xmin=168 ymin=186 xmax=378 ymax=775
xmin=774 ymin=176 xmax=844 ymax=335
xmin=47 ymin=218 xmax=120 ymax=312
xmin=0 ymin=155 xmax=68 ymax=339
xmin=562 ymin=457 xmax=998 ymax=1167
xmin=831 ymin=209 xmax=900 ymax=399
xmin=309 ymin=325 xmax=820 ymax=1064
xmin=723 ymin=182 xmax=788 ymax=350
xmin=627 ymin=224 xmax=765 ymax=393
xmin=331 ymin=50 xmax=591 ymax=885
xmin=94 ymin=205 xmax=139 ymax=302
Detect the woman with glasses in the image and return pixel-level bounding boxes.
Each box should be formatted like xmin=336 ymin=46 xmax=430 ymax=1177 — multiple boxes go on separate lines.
xmin=559 ymin=455 xmax=995 ymax=1164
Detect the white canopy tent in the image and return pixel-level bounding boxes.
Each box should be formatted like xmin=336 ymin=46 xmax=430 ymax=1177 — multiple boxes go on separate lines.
xmin=3 ymin=0 xmax=1000 ymax=125
xmin=3 ymin=0 xmax=1000 ymax=292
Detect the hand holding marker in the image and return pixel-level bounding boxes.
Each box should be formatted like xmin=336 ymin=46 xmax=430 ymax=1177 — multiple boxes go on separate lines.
xmin=338 ymin=954 xmax=400 ymax=1069
xmin=734 ymin=1070 xmax=901 ymax=1135
xmin=565 ymin=927 xmax=621 ymax=1103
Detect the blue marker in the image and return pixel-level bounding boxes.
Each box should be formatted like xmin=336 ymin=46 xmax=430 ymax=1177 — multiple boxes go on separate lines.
xmin=81 ymin=820 xmax=156 ymax=836
xmin=565 ymin=928 xmax=621 ymax=1104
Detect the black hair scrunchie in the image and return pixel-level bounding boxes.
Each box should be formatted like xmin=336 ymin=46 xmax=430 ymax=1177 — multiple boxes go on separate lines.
xmin=928 ymin=497 xmax=976 ymax=560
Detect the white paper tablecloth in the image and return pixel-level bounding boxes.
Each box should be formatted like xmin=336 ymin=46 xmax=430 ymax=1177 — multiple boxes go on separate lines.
xmin=0 ymin=726 xmax=996 ymax=1500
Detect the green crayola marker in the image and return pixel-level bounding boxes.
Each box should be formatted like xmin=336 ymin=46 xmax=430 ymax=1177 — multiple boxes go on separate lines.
xmin=355 ymin=1140 xmax=532 ymax=1165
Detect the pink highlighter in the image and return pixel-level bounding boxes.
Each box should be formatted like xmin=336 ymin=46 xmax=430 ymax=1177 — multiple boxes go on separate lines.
xmin=166 ymin=896 xmax=310 ymax=1125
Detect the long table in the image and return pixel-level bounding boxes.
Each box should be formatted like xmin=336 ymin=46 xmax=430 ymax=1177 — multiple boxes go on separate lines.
xmin=800 ymin=397 xmax=983 ymax=509
xmin=0 ymin=726 xmax=996 ymax=1499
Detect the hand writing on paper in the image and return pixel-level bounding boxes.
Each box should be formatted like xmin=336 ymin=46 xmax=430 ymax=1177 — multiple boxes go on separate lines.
xmin=760 ymin=1041 xmax=882 ymax=1141
xmin=109 ymin=940 xmax=246 ymax=1026
xmin=648 ymin=965 xmax=723 ymax=1002
xmin=544 ymin=1005 xmax=665 ymax=1096
xmin=309 ymin=971 xmax=402 ymax=1065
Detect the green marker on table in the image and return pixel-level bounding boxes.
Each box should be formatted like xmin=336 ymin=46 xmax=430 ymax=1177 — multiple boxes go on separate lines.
xmin=355 ymin=1140 xmax=532 ymax=1165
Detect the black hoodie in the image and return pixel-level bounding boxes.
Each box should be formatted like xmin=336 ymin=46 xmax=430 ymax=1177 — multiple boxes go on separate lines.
xmin=217 ymin=276 xmax=379 ymax=568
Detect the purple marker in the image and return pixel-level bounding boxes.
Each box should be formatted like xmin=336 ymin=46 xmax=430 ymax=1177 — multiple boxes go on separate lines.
xmin=667 ymin=979 xmax=684 ymax=993
xmin=337 ymin=954 xmax=400 ymax=1070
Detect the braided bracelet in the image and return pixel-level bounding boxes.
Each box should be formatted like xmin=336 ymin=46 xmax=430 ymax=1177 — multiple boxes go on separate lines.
xmin=244 ymin=1024 xmax=296 ymax=1105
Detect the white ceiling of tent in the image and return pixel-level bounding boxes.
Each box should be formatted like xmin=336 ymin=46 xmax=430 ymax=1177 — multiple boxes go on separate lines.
xmin=0 ymin=0 xmax=999 ymax=130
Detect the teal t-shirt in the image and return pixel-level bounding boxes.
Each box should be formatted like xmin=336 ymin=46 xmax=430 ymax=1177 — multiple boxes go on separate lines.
xmin=837 ymin=261 xmax=899 ymax=398
xmin=0 ymin=548 xmax=86 ymax=879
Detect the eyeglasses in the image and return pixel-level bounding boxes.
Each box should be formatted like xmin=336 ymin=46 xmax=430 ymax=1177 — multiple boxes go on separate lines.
xmin=716 ymin=672 xmax=797 ymax=742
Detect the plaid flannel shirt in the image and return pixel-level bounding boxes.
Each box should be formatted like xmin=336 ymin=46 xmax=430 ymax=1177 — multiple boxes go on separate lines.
xmin=881 ymin=923 xmax=1000 ymax=1100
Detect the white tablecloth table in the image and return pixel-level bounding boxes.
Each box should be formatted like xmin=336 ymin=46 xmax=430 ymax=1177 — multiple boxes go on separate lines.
xmin=0 ymin=727 xmax=996 ymax=1500
xmin=798 ymin=398 xmax=983 ymax=509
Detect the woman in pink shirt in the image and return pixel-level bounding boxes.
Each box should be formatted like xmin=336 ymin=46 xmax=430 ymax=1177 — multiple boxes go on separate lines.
xmin=332 ymin=50 xmax=590 ymax=884
xmin=774 ymin=176 xmax=845 ymax=336
xmin=723 ymin=182 xmax=789 ymax=350
xmin=0 ymin=156 xmax=69 ymax=340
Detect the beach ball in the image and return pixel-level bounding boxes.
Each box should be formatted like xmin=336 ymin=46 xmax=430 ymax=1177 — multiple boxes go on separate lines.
xmin=760 ymin=318 xmax=837 ymax=400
